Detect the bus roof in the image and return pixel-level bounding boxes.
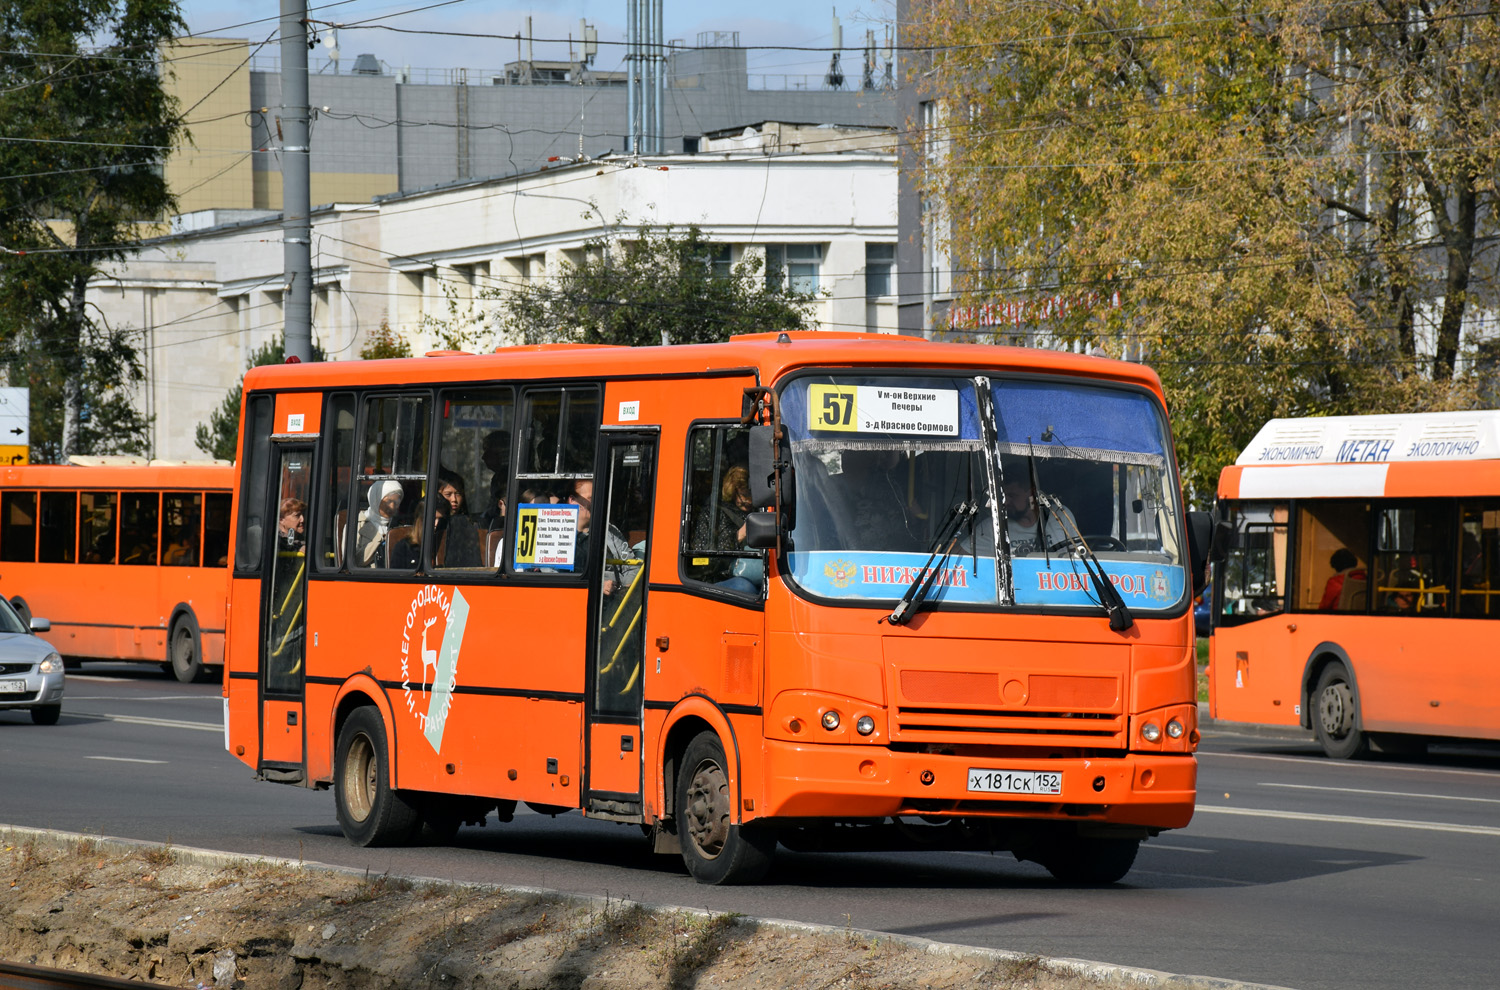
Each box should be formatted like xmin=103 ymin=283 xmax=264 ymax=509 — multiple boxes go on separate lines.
xmin=1220 ymin=410 xmax=1500 ymax=501
xmin=0 ymin=461 xmax=233 ymax=490
xmin=239 ymin=333 xmax=1165 ymax=397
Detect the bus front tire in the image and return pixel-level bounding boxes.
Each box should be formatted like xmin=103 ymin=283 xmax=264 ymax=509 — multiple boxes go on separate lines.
xmin=675 ymin=731 xmax=775 ymax=885
xmin=168 ymin=619 xmax=203 ymax=683
xmin=1313 ymin=663 xmax=1368 ymax=759
xmin=335 ymin=707 xmax=420 ymax=847
xmin=1037 ymin=835 xmax=1140 ymax=885
xmin=30 ymin=704 xmax=61 ymax=726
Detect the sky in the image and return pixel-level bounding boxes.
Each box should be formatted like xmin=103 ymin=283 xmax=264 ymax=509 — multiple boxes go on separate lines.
xmin=178 ymin=1 xmax=897 ymax=82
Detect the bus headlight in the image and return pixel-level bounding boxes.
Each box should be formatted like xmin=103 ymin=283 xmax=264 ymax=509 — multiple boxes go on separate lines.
xmin=821 ymin=710 xmax=841 ymax=731
xmin=856 ymin=715 xmax=875 ymax=736
xmin=1166 ymin=719 xmax=1184 ymax=739
xmin=1141 ymin=721 xmax=1161 ymax=743
xmin=39 ymin=653 xmax=64 ymax=675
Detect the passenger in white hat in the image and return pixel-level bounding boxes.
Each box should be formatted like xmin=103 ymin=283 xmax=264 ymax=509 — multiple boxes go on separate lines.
xmin=356 ymin=480 xmax=404 ymax=567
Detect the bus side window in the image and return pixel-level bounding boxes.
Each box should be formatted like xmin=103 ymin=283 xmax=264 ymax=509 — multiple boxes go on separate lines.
xmin=120 ymin=492 xmax=160 ymax=566
xmin=681 ymin=424 xmax=763 ymax=598
xmin=162 ymin=493 xmax=203 ymax=567
xmin=1296 ymin=501 xmax=1371 ymax=612
xmin=513 ymin=385 xmax=600 ymax=574
xmin=353 ymin=393 xmax=430 ymax=571
xmin=81 ymin=492 xmax=118 ymax=564
xmin=434 ymin=387 xmax=513 ymax=571
xmin=204 ymin=492 xmax=232 ymax=567
xmin=317 ymin=393 xmax=357 ymax=572
xmin=236 ymin=394 xmax=275 ymax=573
xmin=1375 ymin=503 xmax=1452 ymax=617
xmin=1219 ymin=501 xmax=1287 ymax=618
xmin=38 ymin=491 xmax=77 ymax=564
xmin=1458 ymin=503 xmax=1500 ymax=618
xmin=0 ymin=490 xmax=37 ymax=563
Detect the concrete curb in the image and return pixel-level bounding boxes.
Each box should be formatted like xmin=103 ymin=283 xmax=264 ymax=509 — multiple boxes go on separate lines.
xmin=2 ymin=824 xmax=1298 ymax=990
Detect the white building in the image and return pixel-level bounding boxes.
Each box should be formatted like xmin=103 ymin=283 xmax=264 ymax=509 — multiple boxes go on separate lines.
xmin=92 ymin=143 xmax=899 ymax=460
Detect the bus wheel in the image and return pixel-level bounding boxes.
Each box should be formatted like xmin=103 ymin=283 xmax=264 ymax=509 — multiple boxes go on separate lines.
xmin=676 ymin=732 xmax=775 ymax=885
xmin=1038 ymin=836 xmax=1140 ymax=885
xmin=1314 ymin=664 xmax=1368 ymax=759
xmin=168 ymin=620 xmax=203 ymax=683
xmin=335 ymin=707 xmax=420 ymax=847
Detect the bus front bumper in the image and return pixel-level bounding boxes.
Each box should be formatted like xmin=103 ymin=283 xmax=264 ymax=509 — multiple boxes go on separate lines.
xmin=757 ymin=740 xmax=1196 ymax=830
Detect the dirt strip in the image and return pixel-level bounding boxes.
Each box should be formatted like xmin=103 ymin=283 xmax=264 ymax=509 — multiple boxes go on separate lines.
xmin=2 ymin=826 xmax=1291 ymax=990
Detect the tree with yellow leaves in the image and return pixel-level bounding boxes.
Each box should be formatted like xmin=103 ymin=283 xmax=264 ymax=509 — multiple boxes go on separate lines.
xmin=909 ymin=1 xmax=1497 ymax=494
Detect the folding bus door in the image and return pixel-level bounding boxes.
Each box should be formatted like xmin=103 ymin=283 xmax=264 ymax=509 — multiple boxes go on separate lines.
xmin=259 ymin=444 xmax=312 ymax=775
xmin=583 ymin=433 xmax=656 ymax=818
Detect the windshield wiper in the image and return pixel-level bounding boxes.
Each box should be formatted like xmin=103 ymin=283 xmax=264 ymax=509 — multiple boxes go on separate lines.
xmin=1037 ymin=492 xmax=1135 ymax=632
xmin=885 ymin=498 xmax=978 ymax=626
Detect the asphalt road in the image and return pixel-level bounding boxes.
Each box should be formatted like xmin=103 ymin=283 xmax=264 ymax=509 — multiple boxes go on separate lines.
xmin=3 ymin=663 xmax=1498 ymax=990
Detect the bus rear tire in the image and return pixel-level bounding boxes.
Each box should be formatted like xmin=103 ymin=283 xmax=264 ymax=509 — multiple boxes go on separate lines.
xmin=1313 ymin=663 xmax=1368 ymax=759
xmin=1038 ymin=835 xmax=1140 ymax=885
xmin=335 ymin=707 xmax=420 ymax=847
xmin=676 ymin=731 xmax=775 ymax=885
xmin=168 ymin=619 xmax=204 ymax=683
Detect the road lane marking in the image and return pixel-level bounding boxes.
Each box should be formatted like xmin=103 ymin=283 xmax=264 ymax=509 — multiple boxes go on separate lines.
xmin=1261 ymin=782 xmax=1500 ymax=805
xmin=85 ymin=756 xmax=167 ymax=764
xmin=1200 ymin=751 xmax=1500 ymax=779
xmin=65 ymin=696 xmax=219 ymax=702
xmin=1196 ymin=804 xmax=1500 ymax=836
xmin=65 ymin=712 xmax=220 ymax=733
xmin=1142 ymin=844 xmax=1215 ymax=853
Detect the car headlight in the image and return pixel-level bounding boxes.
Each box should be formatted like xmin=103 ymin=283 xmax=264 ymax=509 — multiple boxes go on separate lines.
xmin=39 ymin=653 xmax=64 ymax=674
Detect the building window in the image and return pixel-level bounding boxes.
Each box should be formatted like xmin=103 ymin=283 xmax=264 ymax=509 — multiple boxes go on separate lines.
xmin=767 ymin=244 xmax=821 ymax=294
xmin=710 ymin=245 xmax=733 ymax=280
xmin=865 ymin=243 xmax=895 ymax=297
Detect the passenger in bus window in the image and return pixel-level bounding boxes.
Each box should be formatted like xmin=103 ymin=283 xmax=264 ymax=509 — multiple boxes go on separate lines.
xmin=436 ymin=470 xmax=482 ymax=567
xmin=1384 ymin=567 xmax=1423 ymax=614
xmin=1002 ymin=476 xmax=1074 ymax=555
xmin=1318 ymin=548 xmax=1365 ymax=611
xmin=277 ymin=498 xmax=307 ymax=554
xmin=356 ymin=480 xmax=403 ymax=567
xmin=392 ymin=499 xmax=446 ymax=570
xmin=163 ymin=527 xmax=196 ymax=566
xmin=690 ymin=466 xmax=762 ymax=595
xmin=479 ymin=430 xmax=510 ymax=530
xmin=570 ymin=479 xmax=635 ymax=594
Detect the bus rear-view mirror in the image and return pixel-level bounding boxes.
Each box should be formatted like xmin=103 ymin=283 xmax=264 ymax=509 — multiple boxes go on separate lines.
xmin=748 ymin=424 xmax=778 ymax=507
xmin=743 ymin=511 xmax=779 ymax=549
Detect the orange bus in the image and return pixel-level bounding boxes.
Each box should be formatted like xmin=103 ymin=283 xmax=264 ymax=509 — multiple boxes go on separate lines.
xmin=1209 ymin=411 xmax=1500 ymax=757
xmin=224 ymin=333 xmax=1208 ymax=884
xmin=0 ymin=460 xmax=233 ymax=683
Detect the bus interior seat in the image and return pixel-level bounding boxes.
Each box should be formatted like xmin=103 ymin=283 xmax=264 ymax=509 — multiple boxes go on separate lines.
xmin=484 ymin=529 xmax=504 ymax=568
xmin=1338 ymin=576 xmax=1367 ymax=610
xmin=385 ymin=526 xmax=412 ymax=566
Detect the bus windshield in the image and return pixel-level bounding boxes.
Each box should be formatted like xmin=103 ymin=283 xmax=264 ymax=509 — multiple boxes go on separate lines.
xmin=780 ymin=373 xmax=1187 ymax=613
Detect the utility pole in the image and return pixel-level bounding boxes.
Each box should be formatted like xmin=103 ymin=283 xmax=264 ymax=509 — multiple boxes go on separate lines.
xmin=280 ymin=0 xmax=313 ymax=362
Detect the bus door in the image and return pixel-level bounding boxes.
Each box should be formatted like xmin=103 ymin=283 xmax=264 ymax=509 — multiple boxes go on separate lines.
xmin=259 ymin=444 xmax=312 ymax=775
xmin=583 ymin=434 xmax=657 ymax=818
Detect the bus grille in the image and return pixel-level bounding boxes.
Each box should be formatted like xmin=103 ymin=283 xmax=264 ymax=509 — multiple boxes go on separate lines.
xmin=892 ymin=705 xmax=1125 ymax=747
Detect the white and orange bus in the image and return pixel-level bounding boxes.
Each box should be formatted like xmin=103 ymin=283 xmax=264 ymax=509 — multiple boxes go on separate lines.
xmin=0 ymin=460 xmax=233 ymax=682
xmin=225 ymin=333 xmax=1208 ymax=884
xmin=1209 ymin=411 xmax=1500 ymax=757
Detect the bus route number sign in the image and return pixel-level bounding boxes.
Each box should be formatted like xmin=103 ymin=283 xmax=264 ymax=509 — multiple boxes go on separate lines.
xmin=808 ymin=383 xmax=958 ymax=436
xmin=966 ymin=768 xmax=1062 ymax=796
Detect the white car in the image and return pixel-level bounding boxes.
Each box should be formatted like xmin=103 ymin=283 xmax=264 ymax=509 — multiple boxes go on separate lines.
xmin=0 ymin=596 xmax=64 ymax=724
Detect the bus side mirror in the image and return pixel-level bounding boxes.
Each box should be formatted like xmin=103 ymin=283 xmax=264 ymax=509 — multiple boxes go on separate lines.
xmin=743 ymin=511 xmax=779 ymax=549
xmin=748 ymin=424 xmax=790 ymax=509
xmin=1209 ymin=504 xmax=1232 ymax=563
xmin=1186 ymin=509 xmax=1212 ymax=597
